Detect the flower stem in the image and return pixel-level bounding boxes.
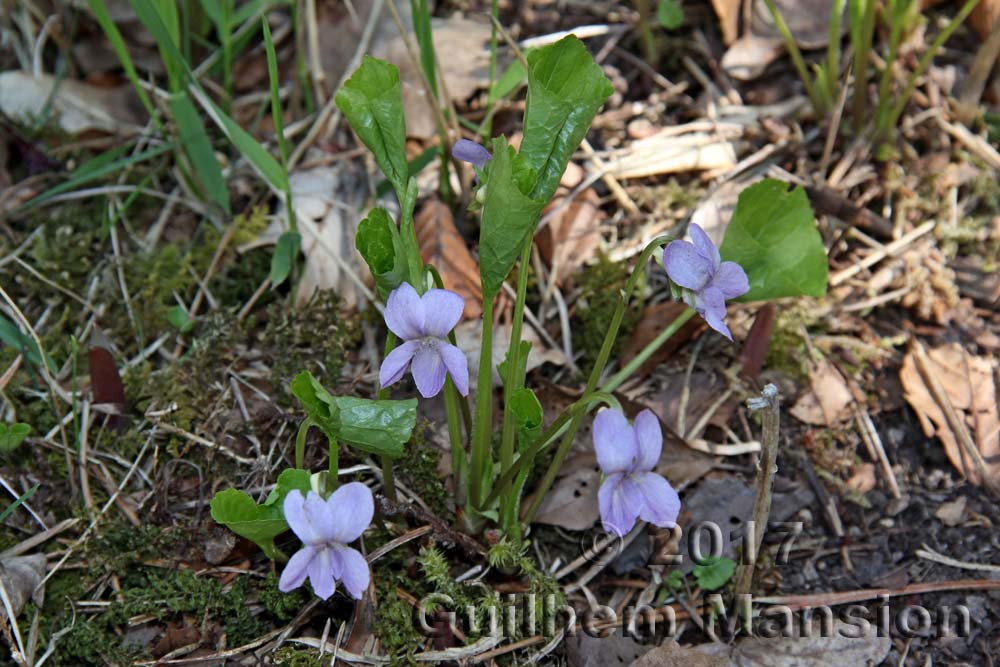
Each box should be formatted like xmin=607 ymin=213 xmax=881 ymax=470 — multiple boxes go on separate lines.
xmin=498 ymin=241 xmax=532 ymax=526
xmin=444 ymin=377 xmax=467 ymax=503
xmin=377 ymin=331 xmax=398 ymax=501
xmin=328 ymin=436 xmax=339 ymax=493
xmin=294 ymin=418 xmax=315 ymax=470
xmin=470 ymin=296 xmax=495 ymax=508
xmin=600 ymin=308 xmax=695 ymax=395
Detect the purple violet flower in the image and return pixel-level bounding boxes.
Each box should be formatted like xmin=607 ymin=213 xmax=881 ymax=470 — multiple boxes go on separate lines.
xmin=278 ymin=484 xmax=373 ymax=600
xmin=594 ymin=408 xmax=680 ymax=537
xmin=379 ymin=282 xmax=470 ymax=398
xmin=452 ymin=139 xmax=492 ymax=169
xmin=662 ymin=223 xmax=749 ymax=341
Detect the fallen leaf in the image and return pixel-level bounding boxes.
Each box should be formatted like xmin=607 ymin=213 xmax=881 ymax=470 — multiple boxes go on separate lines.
xmin=568 ymin=631 xmax=655 ymax=667
xmin=632 ymin=641 xmax=731 ymax=667
xmin=415 ymin=200 xmax=482 ymax=319
xmin=675 ymin=477 xmax=755 ymax=574
xmin=531 ymin=452 xmax=602 ymax=530
xmin=934 ymin=496 xmax=967 ymax=527
xmin=845 ymin=463 xmax=876 ymax=494
xmin=710 ymin=0 xmax=742 ymax=45
xmin=722 ymin=0 xmax=840 ymax=80
xmin=970 ymin=0 xmax=1000 ymax=41
xmin=0 ymin=71 xmax=144 ymax=135
xmin=0 ymin=553 xmax=46 ymax=623
xmin=604 ymin=127 xmax=741 ymax=178
xmin=454 ymin=319 xmax=566 ymax=388
xmin=733 ymin=621 xmax=892 ymax=666
xmin=89 ymin=327 xmax=127 ymax=429
xmin=900 ymin=343 xmax=1000 ymax=487
xmin=739 ymin=304 xmax=776 ymax=381
xmin=789 ymin=359 xmax=854 ymax=427
xmin=535 ymin=164 xmax=604 ymax=286
xmin=267 ymin=163 xmax=368 ymax=309
xmin=620 ymin=301 xmax=703 ymax=378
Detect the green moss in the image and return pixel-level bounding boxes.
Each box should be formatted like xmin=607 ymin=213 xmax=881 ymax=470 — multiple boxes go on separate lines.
xmin=261 ymin=291 xmax=359 ymax=406
xmin=764 ymin=304 xmax=815 ymax=380
xmin=398 ymin=422 xmax=451 ymax=519
xmin=572 ymin=253 xmax=643 ymax=376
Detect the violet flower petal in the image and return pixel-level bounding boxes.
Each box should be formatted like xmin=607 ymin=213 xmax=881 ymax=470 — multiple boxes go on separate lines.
xmin=331 ymin=546 xmax=370 ymax=600
xmin=632 ymin=471 xmax=681 ymax=528
xmin=598 ymin=473 xmax=642 ymax=537
xmin=307 ymin=547 xmax=337 ymax=600
xmin=421 ymin=289 xmax=465 ymax=338
xmin=304 ymin=491 xmax=337 ymax=543
xmin=379 ymin=340 xmax=420 ymax=389
xmin=384 ymin=283 xmax=425 ymax=340
xmin=697 ymin=286 xmax=732 ymax=341
xmin=323 ymin=482 xmax=374 ymax=543
xmin=593 ymin=408 xmax=638 ymax=475
xmin=452 ymin=139 xmax=493 ymax=169
xmin=689 ymin=223 xmax=720 ymax=269
xmin=437 ymin=341 xmax=470 ymax=396
xmin=663 ymin=240 xmax=712 ymax=291
xmin=278 ymin=545 xmax=315 ymax=592
xmin=283 ymin=490 xmax=317 ymax=544
xmin=633 ymin=409 xmax=663 ymax=471
xmin=411 ymin=344 xmax=447 ymax=398
xmin=713 ymin=261 xmax=750 ymax=300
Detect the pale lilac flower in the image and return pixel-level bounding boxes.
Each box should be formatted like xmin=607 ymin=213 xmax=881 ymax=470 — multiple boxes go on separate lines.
xmin=594 ymin=408 xmax=680 ymax=537
xmin=662 ymin=224 xmax=749 ymax=340
xmin=452 ymin=139 xmax=492 ymax=169
xmin=379 ymin=282 xmax=469 ymax=398
xmin=279 ymin=484 xmax=373 ymax=600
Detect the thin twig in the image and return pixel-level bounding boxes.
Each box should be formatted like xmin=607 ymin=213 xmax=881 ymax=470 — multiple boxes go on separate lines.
xmin=734 ymin=384 xmax=779 ymax=596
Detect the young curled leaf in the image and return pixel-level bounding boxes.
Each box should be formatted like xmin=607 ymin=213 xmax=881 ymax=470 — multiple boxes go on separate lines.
xmin=520 ymin=36 xmax=614 ymax=202
xmin=478 ymin=137 xmax=546 ymax=299
xmin=335 ymin=56 xmax=409 ymax=201
xmin=355 ymin=207 xmax=408 ymax=299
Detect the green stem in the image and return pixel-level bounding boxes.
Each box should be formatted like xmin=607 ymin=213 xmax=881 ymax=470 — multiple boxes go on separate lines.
xmin=444 ymin=377 xmax=467 ymax=503
xmin=483 ymin=391 xmax=619 ymax=509
xmin=295 ymin=418 xmax=316 ymax=470
xmin=878 ymin=0 xmax=981 ymax=141
xmin=328 ymin=436 xmax=339 ymax=492
xmin=763 ymin=0 xmax=824 ymax=114
xmin=377 ymin=331 xmax=399 ymax=501
xmin=499 ymin=242 xmax=531 ymax=490
xmin=826 ymin=0 xmax=845 ymax=103
xmin=850 ymin=0 xmax=877 ymax=132
xmin=522 ymin=308 xmax=696 ymax=523
xmin=469 ymin=296 xmax=495 ymax=508
xmin=873 ymin=0 xmax=908 ymax=133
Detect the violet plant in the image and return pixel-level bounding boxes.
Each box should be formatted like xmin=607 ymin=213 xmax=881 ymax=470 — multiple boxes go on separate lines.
xmin=210 ymin=34 xmax=830 ymax=602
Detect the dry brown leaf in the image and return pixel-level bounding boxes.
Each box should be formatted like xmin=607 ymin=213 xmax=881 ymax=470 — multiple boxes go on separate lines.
xmin=632 ymin=642 xmax=731 ymax=667
xmin=733 ymin=621 xmax=892 ymax=666
xmin=934 ymin=495 xmax=967 ymax=526
xmin=415 ymin=200 xmax=483 ymax=319
xmin=0 ymin=71 xmax=144 ymax=135
xmin=567 ymin=631 xmax=656 ymax=667
xmin=722 ymin=0 xmax=840 ymax=80
xmin=900 ymin=343 xmax=1000 ymax=487
xmin=605 ymin=129 xmax=740 ymax=178
xmin=531 ymin=452 xmax=602 ymax=530
xmin=845 ymin=463 xmax=877 ymax=494
xmin=0 ymin=553 xmax=45 ymax=624
xmin=970 ymin=0 xmax=1000 ymax=41
xmin=267 ymin=163 xmax=368 ymax=309
xmin=536 ymin=164 xmax=604 ymax=285
xmin=621 ymin=302 xmax=704 ymax=378
xmin=789 ymin=359 xmax=854 ymax=427
xmin=453 ymin=320 xmax=565 ymax=387
xmin=710 ymin=0 xmax=743 ymax=45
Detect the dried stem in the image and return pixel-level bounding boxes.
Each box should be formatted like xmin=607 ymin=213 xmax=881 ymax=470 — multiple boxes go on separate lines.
xmin=734 ymin=383 xmax=780 ymax=597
